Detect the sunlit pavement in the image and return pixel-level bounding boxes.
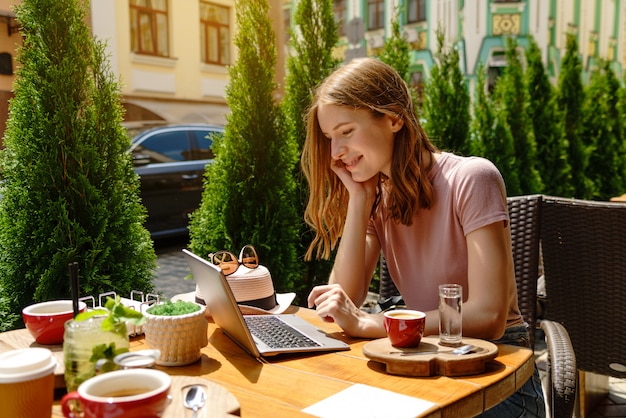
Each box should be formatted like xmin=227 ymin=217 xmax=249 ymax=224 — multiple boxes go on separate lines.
xmin=152 ymin=237 xmax=195 ymax=300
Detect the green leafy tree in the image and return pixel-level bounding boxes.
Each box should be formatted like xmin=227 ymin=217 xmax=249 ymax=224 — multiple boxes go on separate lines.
xmin=282 ymin=0 xmax=339 ymax=297
xmin=492 ymin=37 xmax=543 ymax=195
xmin=582 ymin=61 xmax=625 ymax=200
xmin=378 ymin=10 xmax=410 ymax=81
xmin=189 ymin=0 xmax=300 ymax=292
xmin=422 ymin=29 xmax=471 ymax=155
xmin=524 ymin=36 xmax=572 ymax=196
xmin=0 ymin=0 xmax=156 ymax=331
xmin=471 ymin=64 xmax=521 ymax=195
xmin=555 ymin=34 xmax=590 ymax=198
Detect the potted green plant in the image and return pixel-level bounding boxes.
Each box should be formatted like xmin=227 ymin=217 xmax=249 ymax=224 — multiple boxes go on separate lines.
xmin=143 ymin=300 xmax=208 ymax=366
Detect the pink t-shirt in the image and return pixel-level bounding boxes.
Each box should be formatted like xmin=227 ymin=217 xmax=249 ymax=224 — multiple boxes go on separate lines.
xmin=367 ymin=152 xmax=522 ymax=326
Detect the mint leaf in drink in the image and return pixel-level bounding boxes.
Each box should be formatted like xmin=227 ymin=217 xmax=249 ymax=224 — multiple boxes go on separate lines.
xmin=74 ymin=295 xmax=145 ymax=334
xmin=89 ymin=342 xmax=129 ymax=372
xmin=104 ymin=296 xmax=146 ymax=325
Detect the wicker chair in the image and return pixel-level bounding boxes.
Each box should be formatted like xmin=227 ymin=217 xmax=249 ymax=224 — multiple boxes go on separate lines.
xmin=540 ymin=196 xmax=626 ymax=378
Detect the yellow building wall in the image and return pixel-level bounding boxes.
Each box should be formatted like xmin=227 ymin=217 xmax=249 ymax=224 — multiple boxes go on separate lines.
xmin=91 ymin=0 xmax=231 ymax=103
xmin=0 ymin=0 xmax=20 ymax=94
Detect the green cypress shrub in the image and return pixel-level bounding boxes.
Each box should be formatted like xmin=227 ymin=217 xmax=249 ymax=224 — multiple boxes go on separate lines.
xmin=471 ymin=64 xmax=521 ymax=196
xmin=189 ymin=0 xmax=300 ymax=292
xmin=378 ymin=11 xmax=410 ymax=81
xmin=555 ymin=34 xmax=591 ymax=199
xmin=524 ymin=36 xmax=572 ymax=197
xmin=422 ymin=29 xmax=471 ymax=156
xmin=492 ymin=37 xmax=543 ymax=195
xmin=282 ymin=0 xmax=339 ymax=296
xmin=378 ymin=10 xmax=422 ymax=118
xmin=583 ymin=61 xmax=625 ymax=200
xmin=618 ymin=73 xmax=626 ymax=193
xmin=0 ymin=0 xmax=156 ymax=331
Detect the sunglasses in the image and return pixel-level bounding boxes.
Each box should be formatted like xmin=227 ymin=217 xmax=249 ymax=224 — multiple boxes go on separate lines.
xmin=208 ymin=244 xmax=259 ymax=276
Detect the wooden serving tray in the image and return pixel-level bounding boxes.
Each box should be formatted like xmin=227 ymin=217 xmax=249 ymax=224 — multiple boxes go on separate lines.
xmin=363 ymin=336 xmax=498 ymax=377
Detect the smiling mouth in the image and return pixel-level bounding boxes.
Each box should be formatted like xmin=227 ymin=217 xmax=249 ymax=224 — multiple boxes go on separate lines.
xmin=344 ymin=157 xmax=361 ymax=171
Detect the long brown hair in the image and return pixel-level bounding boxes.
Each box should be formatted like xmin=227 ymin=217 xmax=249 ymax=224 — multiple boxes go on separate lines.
xmin=301 ymin=58 xmax=436 ymax=260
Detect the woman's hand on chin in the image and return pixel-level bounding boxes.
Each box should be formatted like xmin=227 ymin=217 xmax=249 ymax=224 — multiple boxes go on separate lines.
xmin=331 ymin=160 xmax=378 ymax=202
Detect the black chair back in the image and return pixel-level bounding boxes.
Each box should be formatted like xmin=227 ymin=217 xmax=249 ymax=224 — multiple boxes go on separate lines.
xmin=540 ymin=196 xmax=626 ymax=377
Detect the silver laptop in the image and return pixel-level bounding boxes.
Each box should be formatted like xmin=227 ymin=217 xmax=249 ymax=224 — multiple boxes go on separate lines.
xmin=182 ymin=249 xmax=349 ymax=357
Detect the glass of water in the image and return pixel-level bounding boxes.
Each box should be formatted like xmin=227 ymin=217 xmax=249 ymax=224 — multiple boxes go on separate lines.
xmin=438 ymin=284 xmax=462 ymax=347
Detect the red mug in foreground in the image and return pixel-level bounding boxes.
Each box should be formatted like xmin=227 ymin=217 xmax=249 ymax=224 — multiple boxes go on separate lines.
xmin=384 ymin=309 xmax=426 ymax=348
xmin=61 ymin=368 xmax=171 ymax=418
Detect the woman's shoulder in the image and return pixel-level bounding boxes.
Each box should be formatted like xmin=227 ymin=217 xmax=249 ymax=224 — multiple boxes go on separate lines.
xmin=436 ymin=152 xmax=502 ymax=181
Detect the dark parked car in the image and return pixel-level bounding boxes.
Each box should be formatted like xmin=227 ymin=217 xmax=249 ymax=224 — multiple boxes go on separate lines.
xmin=129 ymin=123 xmax=224 ymax=238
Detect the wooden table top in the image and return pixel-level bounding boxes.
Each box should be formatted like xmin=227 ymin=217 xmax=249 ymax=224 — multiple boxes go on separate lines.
xmin=3 ymin=307 xmax=534 ymax=417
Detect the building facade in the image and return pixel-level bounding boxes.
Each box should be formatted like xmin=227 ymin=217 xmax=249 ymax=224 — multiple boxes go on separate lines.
xmin=0 ymin=0 xmax=241 ymax=138
xmin=90 ymin=0 xmax=235 ymax=126
xmin=0 ymin=0 xmax=624 ymax=140
xmin=287 ymin=0 xmax=625 ymax=95
xmin=0 ymin=0 xmax=21 ymax=137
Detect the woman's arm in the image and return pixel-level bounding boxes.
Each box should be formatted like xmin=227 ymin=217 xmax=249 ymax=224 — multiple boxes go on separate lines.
xmin=438 ymin=221 xmax=512 ymax=339
xmin=418 ymin=222 xmax=512 ymax=339
xmin=463 ymin=220 xmax=512 ymax=339
xmin=307 ymin=166 xmax=384 ymax=337
xmin=328 ymin=217 xmax=381 ymax=306
xmin=326 ymin=163 xmax=380 ymax=306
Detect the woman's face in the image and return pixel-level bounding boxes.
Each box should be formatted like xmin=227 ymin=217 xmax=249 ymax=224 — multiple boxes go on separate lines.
xmin=317 ymin=104 xmax=401 ymax=182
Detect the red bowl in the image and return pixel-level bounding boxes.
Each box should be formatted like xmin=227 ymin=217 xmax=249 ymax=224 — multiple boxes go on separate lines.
xmin=22 ymin=300 xmax=87 ymax=345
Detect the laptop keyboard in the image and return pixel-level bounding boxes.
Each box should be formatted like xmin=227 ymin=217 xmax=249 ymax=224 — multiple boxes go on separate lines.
xmin=244 ymin=316 xmax=322 ymax=349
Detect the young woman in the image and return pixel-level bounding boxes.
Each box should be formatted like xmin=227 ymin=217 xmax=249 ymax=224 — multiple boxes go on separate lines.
xmin=302 ymin=57 xmax=544 ymax=417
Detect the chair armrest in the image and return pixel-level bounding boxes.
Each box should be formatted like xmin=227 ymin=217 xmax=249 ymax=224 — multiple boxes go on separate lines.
xmin=540 ymin=320 xmax=577 ymax=418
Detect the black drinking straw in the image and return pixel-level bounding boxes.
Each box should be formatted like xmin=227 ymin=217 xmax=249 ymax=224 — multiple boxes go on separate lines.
xmin=69 ymin=262 xmax=79 ymax=317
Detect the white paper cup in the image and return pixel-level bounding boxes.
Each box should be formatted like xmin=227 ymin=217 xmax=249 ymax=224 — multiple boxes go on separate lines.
xmin=0 ymin=348 xmax=57 ymax=418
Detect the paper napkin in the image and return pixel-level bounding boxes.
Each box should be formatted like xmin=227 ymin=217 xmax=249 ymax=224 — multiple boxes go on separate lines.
xmin=302 ymin=383 xmax=437 ymax=418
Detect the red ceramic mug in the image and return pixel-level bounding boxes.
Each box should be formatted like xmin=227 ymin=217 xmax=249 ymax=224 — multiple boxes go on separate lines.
xmin=22 ymin=300 xmax=87 ymax=345
xmin=61 ymin=368 xmax=171 ymax=418
xmin=383 ymin=309 xmax=426 ymax=348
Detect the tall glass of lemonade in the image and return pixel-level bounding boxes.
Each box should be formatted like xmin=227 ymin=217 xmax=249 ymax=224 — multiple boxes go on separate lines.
xmin=63 ymin=316 xmax=129 ymax=392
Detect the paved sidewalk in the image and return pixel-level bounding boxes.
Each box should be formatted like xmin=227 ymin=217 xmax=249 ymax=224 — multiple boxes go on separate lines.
xmin=154 ymin=240 xmax=196 ymax=299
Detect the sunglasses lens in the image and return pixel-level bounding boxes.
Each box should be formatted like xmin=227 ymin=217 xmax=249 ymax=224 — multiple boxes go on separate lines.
xmin=240 ymin=245 xmax=259 ymax=269
xmin=211 ymin=251 xmax=239 ymax=275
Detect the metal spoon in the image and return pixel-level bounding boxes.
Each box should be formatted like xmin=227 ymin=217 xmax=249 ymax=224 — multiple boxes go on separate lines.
xmin=391 ymin=344 xmax=476 ymax=356
xmin=451 ymin=344 xmax=476 ymax=355
xmin=183 ymin=384 xmax=207 ymax=418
